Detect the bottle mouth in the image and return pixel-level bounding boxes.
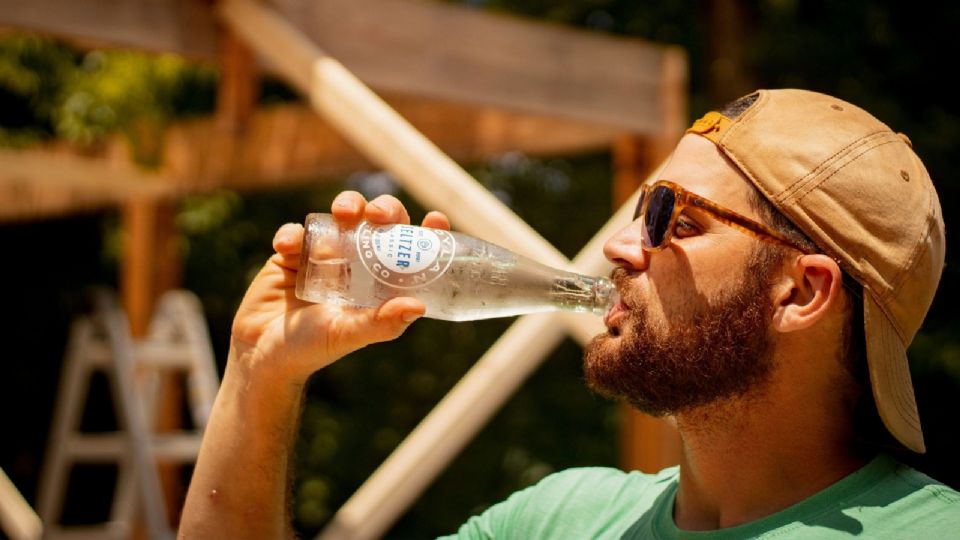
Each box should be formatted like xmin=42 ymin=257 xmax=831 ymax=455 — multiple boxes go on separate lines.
xmin=593 ymin=277 xmax=619 ymax=316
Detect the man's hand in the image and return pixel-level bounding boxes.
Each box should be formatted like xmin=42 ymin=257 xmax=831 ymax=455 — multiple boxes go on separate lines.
xmin=229 ymin=191 xmax=451 ymax=387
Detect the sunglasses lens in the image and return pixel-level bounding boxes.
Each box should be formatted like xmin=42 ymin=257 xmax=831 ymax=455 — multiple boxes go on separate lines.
xmin=642 ymin=186 xmax=675 ymax=248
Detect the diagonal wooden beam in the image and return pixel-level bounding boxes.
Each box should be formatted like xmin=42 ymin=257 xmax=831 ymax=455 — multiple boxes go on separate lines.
xmin=219 ymin=0 xmax=574 ymax=265
xmin=318 ymin=191 xmax=647 ymax=540
xmin=0 ymin=468 xmax=41 ymax=540
xmin=218 ymin=2 xmax=677 ymax=537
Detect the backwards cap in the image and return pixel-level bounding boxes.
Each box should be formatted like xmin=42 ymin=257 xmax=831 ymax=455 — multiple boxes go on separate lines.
xmin=687 ymin=89 xmax=945 ymax=453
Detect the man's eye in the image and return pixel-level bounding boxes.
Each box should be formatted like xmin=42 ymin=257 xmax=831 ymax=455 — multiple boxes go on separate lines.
xmin=674 ymin=218 xmax=699 ymax=237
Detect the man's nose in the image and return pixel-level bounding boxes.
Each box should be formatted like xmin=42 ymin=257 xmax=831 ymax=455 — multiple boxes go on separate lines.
xmin=603 ymin=222 xmax=650 ymax=271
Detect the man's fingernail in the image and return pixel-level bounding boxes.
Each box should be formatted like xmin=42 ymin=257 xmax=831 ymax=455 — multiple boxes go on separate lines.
xmin=402 ymin=312 xmax=421 ymax=323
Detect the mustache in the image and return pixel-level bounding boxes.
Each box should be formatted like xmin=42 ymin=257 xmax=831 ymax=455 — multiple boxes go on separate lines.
xmin=610 ymin=267 xmax=632 ymax=288
xmin=610 ymin=267 xmax=641 ymax=308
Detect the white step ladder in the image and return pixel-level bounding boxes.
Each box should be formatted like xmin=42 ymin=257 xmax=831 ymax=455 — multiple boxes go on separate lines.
xmin=37 ymin=289 xmax=220 ymax=540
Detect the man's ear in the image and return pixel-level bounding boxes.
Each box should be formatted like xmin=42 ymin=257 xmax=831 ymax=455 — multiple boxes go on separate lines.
xmin=771 ymin=254 xmax=843 ymax=333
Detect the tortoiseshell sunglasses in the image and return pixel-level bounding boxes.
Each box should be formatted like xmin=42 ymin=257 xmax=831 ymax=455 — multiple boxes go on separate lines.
xmin=632 ymin=180 xmax=815 ymax=254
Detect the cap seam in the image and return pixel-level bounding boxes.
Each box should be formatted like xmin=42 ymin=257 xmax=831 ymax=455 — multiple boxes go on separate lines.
xmin=779 ymin=131 xmax=898 ymax=204
xmin=718 ymin=144 xmax=861 ymax=285
xmin=789 ymin=134 xmax=915 ymax=312
xmin=866 ymin=285 xmax=909 ymax=344
xmin=888 ymin=209 xmax=935 ymax=306
xmin=863 ymin=190 xmax=935 ymax=344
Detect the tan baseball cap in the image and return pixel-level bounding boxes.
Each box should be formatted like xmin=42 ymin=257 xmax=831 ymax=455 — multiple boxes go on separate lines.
xmin=687 ymin=89 xmax=945 ymax=453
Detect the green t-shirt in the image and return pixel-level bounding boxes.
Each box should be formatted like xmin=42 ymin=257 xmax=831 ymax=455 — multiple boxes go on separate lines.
xmin=443 ymin=454 xmax=960 ymax=539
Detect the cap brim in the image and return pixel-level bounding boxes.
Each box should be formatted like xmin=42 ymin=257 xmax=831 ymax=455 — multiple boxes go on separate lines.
xmin=864 ymin=293 xmax=925 ymax=453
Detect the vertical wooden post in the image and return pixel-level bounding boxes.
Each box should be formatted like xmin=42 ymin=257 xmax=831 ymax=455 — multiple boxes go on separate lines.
xmin=216 ymin=26 xmax=259 ymax=133
xmin=613 ymin=46 xmax=687 ymax=473
xmin=121 ymin=198 xmax=180 ymax=337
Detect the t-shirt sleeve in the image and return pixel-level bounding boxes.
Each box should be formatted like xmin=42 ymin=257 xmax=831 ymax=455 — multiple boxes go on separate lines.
xmin=437 ymin=482 xmax=539 ymax=540
xmin=437 ymin=467 xmax=660 ymax=540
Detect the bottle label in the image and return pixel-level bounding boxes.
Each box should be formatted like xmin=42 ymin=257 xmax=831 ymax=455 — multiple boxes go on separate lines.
xmin=356 ymin=222 xmax=456 ymax=289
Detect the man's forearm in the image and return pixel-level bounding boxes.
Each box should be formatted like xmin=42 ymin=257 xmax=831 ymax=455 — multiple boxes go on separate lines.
xmin=179 ymin=347 xmax=307 ymax=539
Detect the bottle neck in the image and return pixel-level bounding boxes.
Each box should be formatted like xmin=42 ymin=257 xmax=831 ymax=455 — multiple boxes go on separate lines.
xmin=550 ymin=273 xmax=618 ymax=316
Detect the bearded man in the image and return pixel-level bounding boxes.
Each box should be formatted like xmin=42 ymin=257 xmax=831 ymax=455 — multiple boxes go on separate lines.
xmin=180 ymin=90 xmax=959 ymax=539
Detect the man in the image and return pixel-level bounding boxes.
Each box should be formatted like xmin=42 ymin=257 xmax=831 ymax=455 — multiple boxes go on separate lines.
xmin=179 ymin=90 xmax=958 ymax=539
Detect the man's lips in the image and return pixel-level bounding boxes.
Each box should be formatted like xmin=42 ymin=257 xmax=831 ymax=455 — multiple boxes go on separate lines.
xmin=604 ymin=300 xmax=629 ymax=329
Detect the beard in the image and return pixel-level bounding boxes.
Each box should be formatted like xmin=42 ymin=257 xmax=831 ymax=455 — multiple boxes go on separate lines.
xmin=583 ymin=249 xmax=781 ymax=417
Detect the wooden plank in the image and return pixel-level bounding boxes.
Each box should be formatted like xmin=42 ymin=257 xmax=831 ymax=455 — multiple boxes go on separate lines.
xmin=163 ymin=97 xmax=624 ymax=193
xmin=0 ymin=147 xmax=175 ymax=222
xmin=0 ymin=97 xmax=620 ymax=222
xmin=0 ymin=0 xmax=673 ymax=132
xmin=0 ymin=0 xmax=217 ymax=59
xmin=279 ymin=0 xmax=669 ymax=132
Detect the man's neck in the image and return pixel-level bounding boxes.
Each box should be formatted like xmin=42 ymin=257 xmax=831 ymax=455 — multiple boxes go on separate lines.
xmin=670 ymin=384 xmax=868 ymax=531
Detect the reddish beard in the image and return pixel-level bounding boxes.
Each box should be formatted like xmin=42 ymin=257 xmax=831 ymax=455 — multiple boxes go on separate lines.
xmin=583 ymin=250 xmax=780 ymax=417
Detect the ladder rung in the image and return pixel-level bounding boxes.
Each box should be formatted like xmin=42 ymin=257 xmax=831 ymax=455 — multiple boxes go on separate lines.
xmin=41 ymin=522 xmax=130 ymax=540
xmin=83 ymin=342 xmax=199 ymax=369
xmin=138 ymin=342 xmax=201 ymax=368
xmin=65 ymin=433 xmax=203 ymax=462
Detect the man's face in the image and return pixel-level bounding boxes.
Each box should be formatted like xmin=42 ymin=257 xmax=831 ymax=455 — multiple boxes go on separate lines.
xmin=584 ymin=135 xmax=786 ymax=416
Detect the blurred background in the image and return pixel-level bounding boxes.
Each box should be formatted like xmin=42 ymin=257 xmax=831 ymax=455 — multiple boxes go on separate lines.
xmin=1 ymin=0 xmax=957 ymax=538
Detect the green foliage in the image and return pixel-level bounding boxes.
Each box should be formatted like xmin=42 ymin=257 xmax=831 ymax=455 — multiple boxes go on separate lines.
xmin=0 ymin=33 xmax=75 ymax=144
xmin=0 ymin=32 xmax=215 ymax=152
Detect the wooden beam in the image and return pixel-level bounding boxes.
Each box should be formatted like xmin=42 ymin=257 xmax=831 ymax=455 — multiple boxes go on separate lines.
xmin=279 ymin=0 xmax=669 ymax=132
xmin=0 ymin=0 xmax=217 ymax=59
xmin=0 ymin=96 xmax=620 ymax=222
xmin=0 ymin=147 xmax=175 ymax=222
xmin=163 ymin=97 xmax=624 ymax=193
xmin=1 ymin=0 xmax=674 ymax=132
xmin=216 ymin=27 xmax=259 ymax=133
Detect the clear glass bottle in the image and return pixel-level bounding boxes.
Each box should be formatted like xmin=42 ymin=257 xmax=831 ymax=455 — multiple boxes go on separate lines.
xmin=295 ymin=213 xmax=617 ymax=322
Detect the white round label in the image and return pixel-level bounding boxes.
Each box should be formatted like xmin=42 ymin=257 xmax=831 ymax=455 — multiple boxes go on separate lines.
xmin=356 ymin=222 xmax=456 ymax=288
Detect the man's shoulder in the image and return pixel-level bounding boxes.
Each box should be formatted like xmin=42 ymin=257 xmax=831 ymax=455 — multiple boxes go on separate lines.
xmin=497 ymin=465 xmax=678 ymax=521
xmin=530 ymin=465 xmax=678 ymax=496
xmin=829 ymin=455 xmax=960 ymax=537
xmin=441 ymin=466 xmax=678 ymax=540
xmin=881 ymin=459 xmax=960 ymax=515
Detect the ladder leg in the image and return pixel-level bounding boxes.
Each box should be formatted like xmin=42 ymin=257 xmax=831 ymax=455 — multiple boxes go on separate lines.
xmin=96 ymin=291 xmax=173 ymax=540
xmin=162 ymin=292 xmax=220 ymax=430
xmin=37 ymin=319 xmax=96 ymax=526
